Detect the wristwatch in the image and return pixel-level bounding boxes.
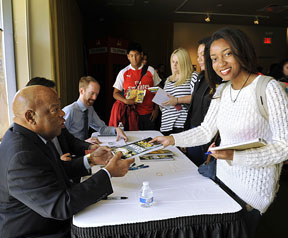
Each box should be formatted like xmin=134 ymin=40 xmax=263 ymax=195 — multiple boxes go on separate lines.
xmin=86 ymin=153 xmax=94 ymax=166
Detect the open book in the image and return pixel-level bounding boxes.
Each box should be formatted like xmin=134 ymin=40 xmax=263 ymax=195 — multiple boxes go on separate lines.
xmin=111 ymin=137 xmax=163 ymax=159
xmin=209 ymin=138 xmax=267 ymax=151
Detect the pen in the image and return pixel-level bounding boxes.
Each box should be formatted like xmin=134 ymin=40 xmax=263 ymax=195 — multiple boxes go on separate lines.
xmin=129 ymin=165 xmax=149 ymax=170
xmin=103 ymin=196 xmax=128 ymax=200
xmin=67 ymin=154 xmax=76 ymax=158
xmin=140 ymin=165 xmax=149 ymax=169
xmin=205 ymin=151 xmax=212 ymax=155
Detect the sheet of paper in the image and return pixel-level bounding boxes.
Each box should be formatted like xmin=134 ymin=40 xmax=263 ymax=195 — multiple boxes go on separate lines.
xmin=101 ymin=139 xmax=126 ymax=147
xmin=97 ymin=135 xmax=117 ymax=142
xmin=152 ymin=88 xmax=170 ymax=108
xmin=91 ymin=132 xmax=126 ymax=147
xmin=98 ymin=137 xmax=126 ymax=147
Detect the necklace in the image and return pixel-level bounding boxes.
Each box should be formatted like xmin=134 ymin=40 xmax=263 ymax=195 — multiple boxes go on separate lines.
xmin=230 ymin=73 xmax=251 ymax=103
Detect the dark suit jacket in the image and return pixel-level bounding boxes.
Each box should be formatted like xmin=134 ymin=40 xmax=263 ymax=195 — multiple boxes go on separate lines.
xmin=0 ymin=123 xmax=113 ymax=238
xmin=57 ymin=128 xmax=91 ymax=179
xmin=58 ymin=127 xmax=90 ymax=156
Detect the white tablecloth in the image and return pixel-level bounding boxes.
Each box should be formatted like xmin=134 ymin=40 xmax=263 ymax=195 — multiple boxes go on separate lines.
xmin=73 ymin=131 xmax=241 ymax=228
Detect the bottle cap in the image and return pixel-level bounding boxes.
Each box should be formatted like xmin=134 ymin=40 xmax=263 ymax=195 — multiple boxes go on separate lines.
xmin=143 ymin=181 xmax=149 ymax=186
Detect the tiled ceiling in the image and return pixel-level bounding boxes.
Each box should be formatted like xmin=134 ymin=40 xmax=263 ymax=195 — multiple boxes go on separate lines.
xmin=77 ymin=0 xmax=288 ymax=26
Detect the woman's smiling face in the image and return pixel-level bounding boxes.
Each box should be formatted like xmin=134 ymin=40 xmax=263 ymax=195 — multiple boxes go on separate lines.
xmin=210 ymin=38 xmax=242 ymax=82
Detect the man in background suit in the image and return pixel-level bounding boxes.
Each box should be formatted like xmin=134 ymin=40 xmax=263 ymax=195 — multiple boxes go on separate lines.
xmin=0 ymin=85 xmax=134 ymax=238
xmin=63 ymin=76 xmax=127 ymax=141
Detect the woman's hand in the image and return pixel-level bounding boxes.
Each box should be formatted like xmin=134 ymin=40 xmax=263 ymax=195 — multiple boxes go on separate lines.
xmin=208 ymin=143 xmax=234 ymax=160
xmin=149 ymin=136 xmax=175 ymax=148
xmin=162 ymin=95 xmax=178 ymax=106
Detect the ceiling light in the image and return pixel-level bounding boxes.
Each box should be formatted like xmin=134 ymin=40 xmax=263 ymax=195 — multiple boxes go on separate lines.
xmin=205 ymin=14 xmax=211 ymax=22
xmin=254 ymin=16 xmax=259 ymax=25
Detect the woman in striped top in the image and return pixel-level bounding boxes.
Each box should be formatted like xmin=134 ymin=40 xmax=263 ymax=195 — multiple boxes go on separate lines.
xmin=160 ymin=48 xmax=198 ymax=135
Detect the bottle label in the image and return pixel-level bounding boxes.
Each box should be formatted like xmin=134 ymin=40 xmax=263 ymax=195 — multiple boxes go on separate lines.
xmin=140 ymin=197 xmax=153 ymax=204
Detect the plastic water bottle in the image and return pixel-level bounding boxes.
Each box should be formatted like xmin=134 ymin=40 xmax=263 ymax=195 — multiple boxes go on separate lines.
xmin=118 ymin=122 xmax=124 ymax=131
xmin=139 ymin=181 xmax=153 ymax=208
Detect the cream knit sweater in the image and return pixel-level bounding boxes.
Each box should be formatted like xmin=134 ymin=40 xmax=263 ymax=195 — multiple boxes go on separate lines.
xmin=172 ymin=76 xmax=288 ymax=213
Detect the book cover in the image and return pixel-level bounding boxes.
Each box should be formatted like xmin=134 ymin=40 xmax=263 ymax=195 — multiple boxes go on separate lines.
xmin=209 ymin=138 xmax=267 ymax=151
xmin=145 ymin=149 xmax=174 ymax=156
xmin=111 ymin=137 xmax=163 ymax=159
xmin=147 ymin=87 xmax=159 ymax=93
xmin=126 ymin=89 xmax=146 ymax=103
xmin=140 ymin=154 xmax=175 ymax=161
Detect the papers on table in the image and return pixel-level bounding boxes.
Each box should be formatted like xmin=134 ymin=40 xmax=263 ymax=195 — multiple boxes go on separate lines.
xmin=91 ymin=132 xmax=126 ymax=147
xmin=152 ymin=87 xmax=170 ymax=108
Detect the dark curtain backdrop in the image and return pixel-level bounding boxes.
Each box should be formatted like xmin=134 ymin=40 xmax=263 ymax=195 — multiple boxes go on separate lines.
xmin=49 ymin=0 xmax=85 ymax=107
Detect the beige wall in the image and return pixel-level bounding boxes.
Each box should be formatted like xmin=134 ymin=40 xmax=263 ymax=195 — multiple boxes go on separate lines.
xmin=12 ymin=0 xmax=51 ymax=90
xmin=174 ymin=23 xmax=288 ymax=73
xmin=28 ymin=0 xmax=51 ymax=80
xmin=12 ymin=0 xmax=29 ymax=90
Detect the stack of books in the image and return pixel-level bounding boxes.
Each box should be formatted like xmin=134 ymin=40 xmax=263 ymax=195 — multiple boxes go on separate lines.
xmin=139 ymin=149 xmax=174 ymax=161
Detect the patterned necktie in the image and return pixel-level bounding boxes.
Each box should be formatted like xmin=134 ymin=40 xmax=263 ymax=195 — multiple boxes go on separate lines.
xmin=83 ymin=109 xmax=89 ymax=139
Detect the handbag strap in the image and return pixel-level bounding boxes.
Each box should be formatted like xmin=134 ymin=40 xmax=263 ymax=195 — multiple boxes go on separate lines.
xmin=206 ymin=131 xmax=219 ymax=164
xmin=135 ymin=64 xmax=148 ymax=89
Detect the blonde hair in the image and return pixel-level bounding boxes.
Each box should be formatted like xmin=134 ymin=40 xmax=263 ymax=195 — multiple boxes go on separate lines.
xmin=79 ymin=76 xmax=99 ymax=90
xmin=169 ymin=48 xmax=193 ymax=86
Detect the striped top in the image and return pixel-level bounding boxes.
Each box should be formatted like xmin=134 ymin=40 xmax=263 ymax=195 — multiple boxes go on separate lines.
xmin=160 ymin=71 xmax=198 ymax=132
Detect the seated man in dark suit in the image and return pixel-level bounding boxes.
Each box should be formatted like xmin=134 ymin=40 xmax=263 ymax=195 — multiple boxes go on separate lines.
xmin=0 ymin=85 xmax=134 ymax=238
xmin=26 ymin=77 xmax=99 ymax=163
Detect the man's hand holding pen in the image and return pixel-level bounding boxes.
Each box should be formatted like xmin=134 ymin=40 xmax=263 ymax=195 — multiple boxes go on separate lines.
xmin=87 ymin=146 xmax=113 ymax=166
xmin=105 ymin=152 xmax=135 ymax=177
xmin=60 ymin=153 xmax=72 ymax=161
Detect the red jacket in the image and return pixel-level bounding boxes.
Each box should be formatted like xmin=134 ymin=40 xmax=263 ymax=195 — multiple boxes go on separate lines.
xmin=109 ymin=100 xmax=139 ymax=131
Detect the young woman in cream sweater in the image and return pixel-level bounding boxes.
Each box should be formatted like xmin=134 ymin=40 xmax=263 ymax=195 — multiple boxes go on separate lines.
xmin=151 ymin=28 xmax=288 ymax=237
